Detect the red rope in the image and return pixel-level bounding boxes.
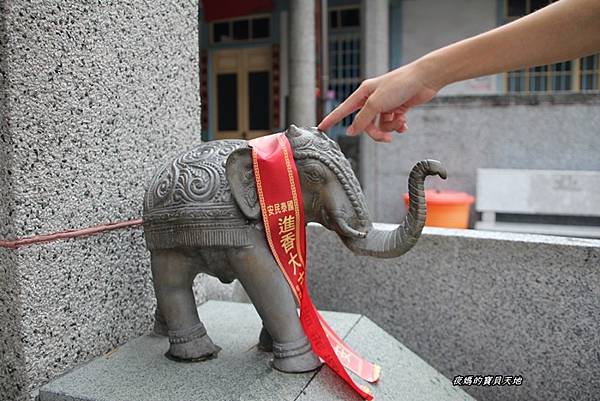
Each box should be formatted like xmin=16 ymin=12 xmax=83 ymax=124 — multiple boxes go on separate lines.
xmin=0 ymin=218 xmax=143 ymax=250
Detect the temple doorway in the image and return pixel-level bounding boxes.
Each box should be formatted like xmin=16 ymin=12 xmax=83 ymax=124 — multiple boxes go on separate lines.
xmin=211 ymin=47 xmax=272 ymax=140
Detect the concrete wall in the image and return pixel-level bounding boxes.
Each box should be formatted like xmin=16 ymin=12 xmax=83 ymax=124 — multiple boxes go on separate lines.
xmin=307 ymin=223 xmax=600 ymax=401
xmin=401 ymin=0 xmax=500 ymax=94
xmin=0 ymin=1 xmax=237 ymax=399
xmin=372 ymin=94 xmax=600 ymax=223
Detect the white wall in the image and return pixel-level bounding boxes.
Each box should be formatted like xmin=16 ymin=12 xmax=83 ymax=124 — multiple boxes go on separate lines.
xmin=371 ymin=95 xmax=600 ymax=223
xmin=401 ymin=0 xmax=500 ymax=94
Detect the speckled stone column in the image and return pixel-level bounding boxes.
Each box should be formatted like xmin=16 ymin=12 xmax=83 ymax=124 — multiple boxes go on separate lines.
xmin=0 ymin=1 xmax=223 ymax=399
xmin=288 ymin=0 xmax=316 ymax=126
xmin=0 ymin=4 xmax=25 ymax=396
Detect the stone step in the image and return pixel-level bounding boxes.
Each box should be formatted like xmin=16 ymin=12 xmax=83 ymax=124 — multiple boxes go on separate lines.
xmin=39 ymin=301 xmax=475 ymax=401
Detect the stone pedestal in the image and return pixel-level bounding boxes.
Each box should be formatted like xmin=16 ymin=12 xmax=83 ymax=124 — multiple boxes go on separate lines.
xmin=39 ymin=301 xmax=474 ymax=401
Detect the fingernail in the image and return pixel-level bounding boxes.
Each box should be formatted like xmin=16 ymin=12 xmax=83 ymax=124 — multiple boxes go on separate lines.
xmin=346 ymin=126 xmax=355 ymax=135
xmin=402 ymin=123 xmax=408 ymax=131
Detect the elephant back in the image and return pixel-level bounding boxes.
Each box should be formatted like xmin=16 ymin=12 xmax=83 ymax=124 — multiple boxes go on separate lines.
xmin=143 ymin=140 xmax=252 ymax=250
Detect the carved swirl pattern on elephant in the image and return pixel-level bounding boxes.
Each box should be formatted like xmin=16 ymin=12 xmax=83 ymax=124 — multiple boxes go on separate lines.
xmin=150 ymin=141 xmax=245 ymax=208
xmin=144 ymin=140 xmax=252 ymax=249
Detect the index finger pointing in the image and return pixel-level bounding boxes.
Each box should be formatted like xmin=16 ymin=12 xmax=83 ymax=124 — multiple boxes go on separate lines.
xmin=318 ymin=85 xmax=369 ymax=131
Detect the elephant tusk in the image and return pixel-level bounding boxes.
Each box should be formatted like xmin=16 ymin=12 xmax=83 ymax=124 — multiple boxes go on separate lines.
xmin=333 ymin=217 xmax=368 ymax=239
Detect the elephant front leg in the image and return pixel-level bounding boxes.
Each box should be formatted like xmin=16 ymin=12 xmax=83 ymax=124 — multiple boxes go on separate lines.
xmin=228 ymin=231 xmax=322 ymax=373
xmin=151 ymin=249 xmax=221 ymax=362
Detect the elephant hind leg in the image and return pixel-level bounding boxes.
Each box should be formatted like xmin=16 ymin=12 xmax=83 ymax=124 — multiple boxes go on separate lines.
xmin=258 ymin=325 xmax=273 ymax=352
xmin=153 ymin=307 xmax=168 ymax=337
xmin=151 ymin=249 xmax=221 ymax=362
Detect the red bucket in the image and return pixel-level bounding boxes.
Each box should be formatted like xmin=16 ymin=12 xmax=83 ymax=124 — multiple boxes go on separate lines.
xmin=403 ymin=190 xmax=475 ymax=229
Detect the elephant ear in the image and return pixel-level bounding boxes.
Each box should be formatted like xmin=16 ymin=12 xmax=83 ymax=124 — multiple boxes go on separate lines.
xmin=226 ymin=147 xmax=261 ymax=220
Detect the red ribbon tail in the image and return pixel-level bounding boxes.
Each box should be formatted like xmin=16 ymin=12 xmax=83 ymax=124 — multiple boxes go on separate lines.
xmin=318 ymin=312 xmax=381 ymax=383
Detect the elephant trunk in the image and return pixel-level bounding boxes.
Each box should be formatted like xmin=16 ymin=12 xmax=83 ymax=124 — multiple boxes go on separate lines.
xmin=342 ymin=160 xmax=447 ymax=258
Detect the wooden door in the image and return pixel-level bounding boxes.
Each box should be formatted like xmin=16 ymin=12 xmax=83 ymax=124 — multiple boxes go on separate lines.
xmin=212 ymin=47 xmax=272 ymax=140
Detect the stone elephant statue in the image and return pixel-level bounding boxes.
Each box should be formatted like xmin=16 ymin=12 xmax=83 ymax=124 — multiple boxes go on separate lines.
xmin=143 ymin=125 xmax=446 ymax=373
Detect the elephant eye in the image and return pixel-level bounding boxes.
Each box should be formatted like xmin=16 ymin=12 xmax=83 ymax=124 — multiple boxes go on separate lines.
xmin=303 ymin=164 xmax=326 ymax=184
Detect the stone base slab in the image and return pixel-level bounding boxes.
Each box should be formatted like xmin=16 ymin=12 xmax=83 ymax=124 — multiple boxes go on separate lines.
xmin=38 ymin=301 xmax=474 ymax=401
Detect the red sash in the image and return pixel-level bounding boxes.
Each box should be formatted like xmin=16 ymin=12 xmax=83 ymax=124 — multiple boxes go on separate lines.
xmin=250 ymin=133 xmax=380 ymax=400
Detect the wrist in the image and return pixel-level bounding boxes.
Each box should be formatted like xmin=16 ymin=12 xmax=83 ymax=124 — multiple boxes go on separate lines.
xmin=413 ymin=51 xmax=454 ymax=91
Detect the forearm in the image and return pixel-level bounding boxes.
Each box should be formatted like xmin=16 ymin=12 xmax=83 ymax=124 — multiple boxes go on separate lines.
xmin=418 ymin=0 xmax=600 ymax=89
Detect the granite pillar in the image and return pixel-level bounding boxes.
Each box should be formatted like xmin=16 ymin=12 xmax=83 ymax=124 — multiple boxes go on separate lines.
xmin=288 ymin=0 xmax=316 ymax=126
xmin=360 ymin=0 xmax=389 ymax=221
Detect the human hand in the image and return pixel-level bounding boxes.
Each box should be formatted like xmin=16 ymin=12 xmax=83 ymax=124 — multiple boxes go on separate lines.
xmin=318 ymin=60 xmax=441 ymax=142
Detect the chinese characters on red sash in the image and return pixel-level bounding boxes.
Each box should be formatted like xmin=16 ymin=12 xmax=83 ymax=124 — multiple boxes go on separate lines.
xmin=250 ymin=133 xmax=381 ymax=400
